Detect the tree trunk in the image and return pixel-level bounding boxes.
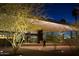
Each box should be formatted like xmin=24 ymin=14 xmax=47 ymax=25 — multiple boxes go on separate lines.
xmin=70 ymin=31 xmax=73 ymax=39
xmin=75 ymin=16 xmax=78 ymax=42
xmin=62 ymin=33 xmax=64 ymax=42
xmin=12 ymin=45 xmax=19 ymax=55
xmin=12 ymin=33 xmax=19 ymax=55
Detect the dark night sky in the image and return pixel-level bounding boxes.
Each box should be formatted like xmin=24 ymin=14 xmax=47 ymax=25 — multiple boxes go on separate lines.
xmin=43 ymin=3 xmax=79 ymax=24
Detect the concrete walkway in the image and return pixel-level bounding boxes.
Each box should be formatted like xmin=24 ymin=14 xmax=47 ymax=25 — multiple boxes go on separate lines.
xmin=0 ymin=43 xmax=79 ymax=56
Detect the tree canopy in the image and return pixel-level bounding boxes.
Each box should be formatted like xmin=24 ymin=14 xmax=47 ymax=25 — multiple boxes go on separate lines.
xmin=0 ymin=4 xmax=45 ymax=32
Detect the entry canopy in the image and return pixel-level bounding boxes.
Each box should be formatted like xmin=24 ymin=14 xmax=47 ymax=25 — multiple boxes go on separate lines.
xmin=0 ymin=18 xmax=78 ymax=32
xmin=29 ymin=19 xmax=78 ymax=32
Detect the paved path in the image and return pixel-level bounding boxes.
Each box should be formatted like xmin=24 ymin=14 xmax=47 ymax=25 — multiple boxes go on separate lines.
xmin=17 ymin=45 xmax=79 ymax=56
xmin=0 ymin=44 xmax=79 ymax=56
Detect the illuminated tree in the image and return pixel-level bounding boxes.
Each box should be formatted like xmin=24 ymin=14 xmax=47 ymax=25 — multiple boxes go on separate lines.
xmin=0 ymin=4 xmax=45 ymax=54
